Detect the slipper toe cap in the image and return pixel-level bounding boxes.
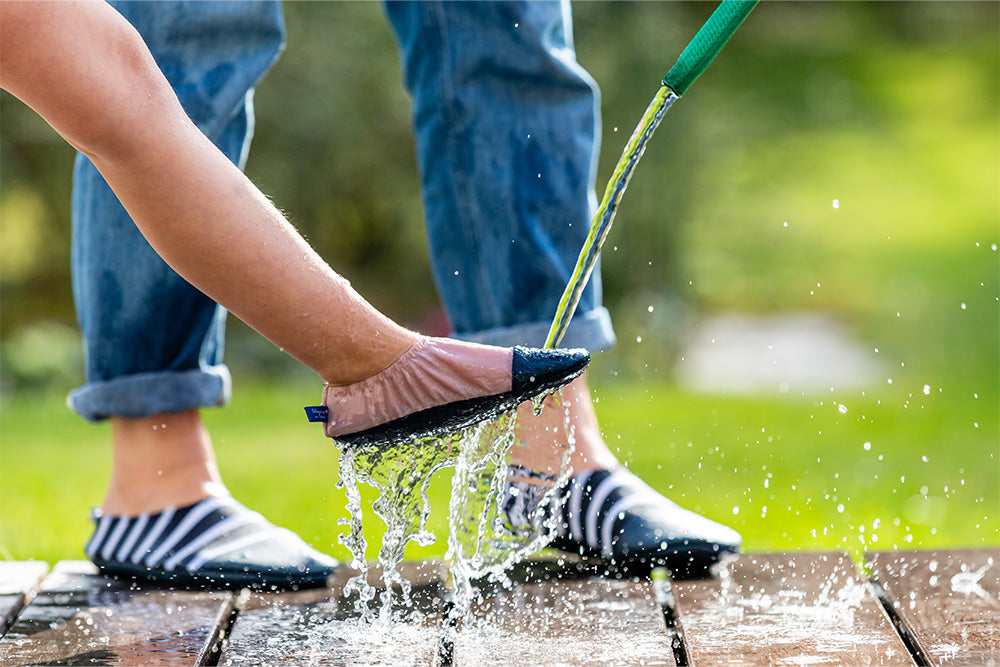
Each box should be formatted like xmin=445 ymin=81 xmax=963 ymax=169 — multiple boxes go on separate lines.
xmin=511 ymin=346 xmax=590 ymax=398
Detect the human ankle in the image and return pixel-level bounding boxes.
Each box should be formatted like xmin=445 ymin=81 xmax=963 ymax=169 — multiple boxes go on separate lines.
xmin=318 ymin=327 xmax=420 ymax=387
xmin=104 ymin=411 xmax=227 ymax=516
xmin=512 ymin=375 xmax=618 ymax=475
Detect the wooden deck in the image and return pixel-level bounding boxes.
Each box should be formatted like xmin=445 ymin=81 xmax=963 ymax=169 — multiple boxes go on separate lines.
xmin=1 ymin=549 xmax=996 ymax=666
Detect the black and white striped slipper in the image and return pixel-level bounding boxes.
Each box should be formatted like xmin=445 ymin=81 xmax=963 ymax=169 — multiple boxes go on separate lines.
xmin=549 ymin=468 xmax=742 ymax=577
xmin=501 ymin=464 xmax=559 ymax=537
xmin=85 ymin=496 xmax=336 ymax=590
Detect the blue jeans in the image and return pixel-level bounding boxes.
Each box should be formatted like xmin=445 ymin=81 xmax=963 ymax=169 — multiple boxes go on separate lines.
xmin=69 ymin=0 xmax=615 ymax=421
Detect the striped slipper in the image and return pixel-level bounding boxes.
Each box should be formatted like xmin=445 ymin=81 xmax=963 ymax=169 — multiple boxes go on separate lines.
xmin=549 ymin=468 xmax=742 ymax=577
xmin=501 ymin=465 xmax=559 ymax=537
xmin=85 ymin=496 xmax=336 ymax=590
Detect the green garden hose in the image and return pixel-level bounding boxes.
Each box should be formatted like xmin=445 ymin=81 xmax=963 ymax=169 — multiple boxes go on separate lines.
xmin=544 ymin=1 xmax=758 ymax=350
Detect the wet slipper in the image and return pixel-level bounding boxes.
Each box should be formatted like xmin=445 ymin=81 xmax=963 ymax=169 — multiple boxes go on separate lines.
xmin=306 ymin=338 xmax=589 ymax=448
xmin=85 ymin=496 xmax=337 ymax=591
xmin=550 ymin=468 xmax=743 ymax=577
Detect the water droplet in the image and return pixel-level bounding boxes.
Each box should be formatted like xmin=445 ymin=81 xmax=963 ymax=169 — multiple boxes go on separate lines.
xmin=863 ymin=442 xmax=871 ymax=451
xmin=647 ymin=305 xmax=654 ymax=313
xmin=838 ymin=404 xmax=848 ymax=414
xmin=960 ymin=302 xmax=967 ymax=310
xmin=635 ymin=336 xmax=642 ymax=343
xmin=923 ymin=385 xmax=931 ymax=395
xmin=832 ymin=199 xmax=840 ymax=209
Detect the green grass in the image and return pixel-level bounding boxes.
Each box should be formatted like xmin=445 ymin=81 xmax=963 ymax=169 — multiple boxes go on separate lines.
xmin=1 ymin=4 xmax=996 ymax=567
xmin=1 ymin=362 xmax=995 ymax=565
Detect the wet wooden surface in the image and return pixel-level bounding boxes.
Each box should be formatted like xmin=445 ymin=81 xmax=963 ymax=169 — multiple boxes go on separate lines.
xmin=0 ymin=561 xmax=232 ymax=667
xmin=0 ymin=562 xmax=49 ymax=636
xmin=671 ymin=552 xmax=913 ymax=665
xmin=453 ymin=571 xmax=674 ymax=666
xmin=867 ymin=548 xmax=1000 ymax=666
xmin=220 ymin=561 xmax=448 ymax=666
xmin=2 ymin=551 xmax=998 ymax=666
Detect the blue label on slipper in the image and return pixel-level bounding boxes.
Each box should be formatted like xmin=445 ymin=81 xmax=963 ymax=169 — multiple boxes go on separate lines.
xmin=304 ymin=406 xmax=329 ymax=423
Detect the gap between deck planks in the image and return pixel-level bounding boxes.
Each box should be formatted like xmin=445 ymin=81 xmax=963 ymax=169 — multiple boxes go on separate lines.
xmin=0 ymin=561 xmax=233 ymax=666
xmin=867 ymin=549 xmax=999 ymax=666
xmin=0 ymin=562 xmax=48 ymax=637
xmin=1 ymin=550 xmax=997 ymax=666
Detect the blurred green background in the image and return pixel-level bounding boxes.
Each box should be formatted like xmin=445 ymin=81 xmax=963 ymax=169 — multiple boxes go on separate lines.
xmin=1 ymin=2 xmax=997 ymax=564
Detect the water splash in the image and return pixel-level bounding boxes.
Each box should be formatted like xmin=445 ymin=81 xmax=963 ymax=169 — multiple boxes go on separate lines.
xmin=332 ymin=80 xmax=681 ymax=631
xmin=447 ymin=392 xmax=576 ymax=620
xmin=950 ymin=563 xmax=990 ymax=598
xmin=335 ymin=392 xmax=573 ymax=625
xmin=337 ymin=432 xmax=458 ymax=623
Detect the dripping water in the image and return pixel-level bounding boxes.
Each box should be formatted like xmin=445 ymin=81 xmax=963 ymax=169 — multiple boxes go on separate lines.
xmin=334 ymin=389 xmax=573 ymax=627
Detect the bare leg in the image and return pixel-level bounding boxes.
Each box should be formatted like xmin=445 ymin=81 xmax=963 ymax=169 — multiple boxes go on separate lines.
xmin=510 ymin=375 xmax=617 ymax=475
xmin=89 ymin=408 xmax=339 ymax=590
xmin=102 ymin=411 xmax=225 ymax=516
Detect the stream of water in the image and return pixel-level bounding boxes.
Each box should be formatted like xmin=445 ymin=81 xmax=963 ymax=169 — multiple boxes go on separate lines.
xmin=335 ymin=394 xmax=573 ymax=625
xmin=545 ymin=84 xmax=678 ymax=349
xmin=335 ymin=84 xmax=676 ymax=628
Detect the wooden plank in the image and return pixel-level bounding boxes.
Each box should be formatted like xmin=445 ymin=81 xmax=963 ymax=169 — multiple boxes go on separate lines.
xmin=220 ymin=561 xmax=447 ymax=666
xmin=0 ymin=560 xmax=233 ymax=666
xmin=0 ymin=562 xmax=49 ymax=637
xmin=672 ymin=552 xmax=913 ymax=665
xmin=452 ymin=560 xmax=674 ymax=666
xmin=867 ymin=549 xmax=1000 ymax=666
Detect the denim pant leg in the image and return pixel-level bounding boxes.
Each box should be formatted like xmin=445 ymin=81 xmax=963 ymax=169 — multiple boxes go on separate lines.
xmin=68 ymin=1 xmax=285 ymax=421
xmin=384 ymin=0 xmax=615 ymax=352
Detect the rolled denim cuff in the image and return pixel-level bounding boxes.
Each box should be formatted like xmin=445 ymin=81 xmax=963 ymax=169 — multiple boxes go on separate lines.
xmin=67 ymin=366 xmax=232 ymax=422
xmin=452 ymin=307 xmax=616 ymax=353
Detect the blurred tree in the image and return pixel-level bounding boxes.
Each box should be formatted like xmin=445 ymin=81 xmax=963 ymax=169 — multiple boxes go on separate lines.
xmin=1 ymin=2 xmax=996 ymax=388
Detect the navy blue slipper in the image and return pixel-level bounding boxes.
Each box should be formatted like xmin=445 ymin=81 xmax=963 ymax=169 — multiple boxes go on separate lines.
xmin=85 ymin=496 xmax=337 ymax=591
xmin=549 ymin=468 xmax=742 ymax=577
xmin=309 ymin=346 xmax=589 ymax=448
